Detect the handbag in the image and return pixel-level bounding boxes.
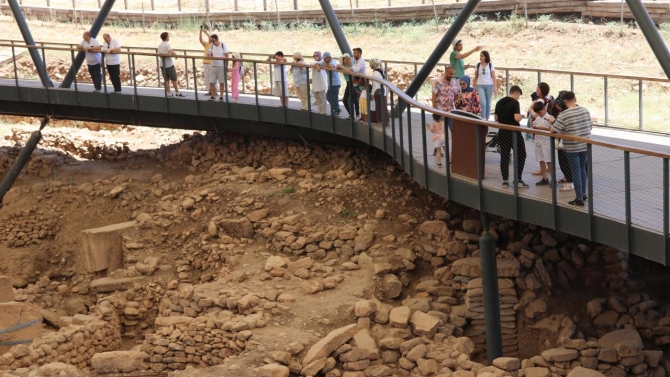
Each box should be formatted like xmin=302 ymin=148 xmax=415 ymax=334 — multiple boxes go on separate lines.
xmin=370 ymin=98 xmax=376 ymax=112
xmin=555 ymin=138 xmax=563 ymax=150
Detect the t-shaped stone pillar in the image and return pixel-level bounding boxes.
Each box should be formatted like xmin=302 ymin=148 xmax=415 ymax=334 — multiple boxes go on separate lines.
xmin=82 ymin=221 xmax=136 ymax=276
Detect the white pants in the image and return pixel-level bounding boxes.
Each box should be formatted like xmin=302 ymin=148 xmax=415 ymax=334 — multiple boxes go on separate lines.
xmin=313 ymin=91 xmax=326 ymax=114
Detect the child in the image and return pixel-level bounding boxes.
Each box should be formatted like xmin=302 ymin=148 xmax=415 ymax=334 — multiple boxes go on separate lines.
xmin=531 ymin=101 xmax=555 ymax=186
xmin=267 ymin=51 xmax=288 ymax=107
xmin=230 ymin=52 xmax=241 ymax=103
xmin=355 ymin=77 xmax=368 ymax=123
xmin=426 ymin=114 xmax=446 ymax=168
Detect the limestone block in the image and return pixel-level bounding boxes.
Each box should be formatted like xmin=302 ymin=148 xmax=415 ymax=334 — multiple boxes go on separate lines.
xmin=82 ymin=221 xmax=136 ymax=273
xmin=0 ymin=276 xmax=13 ymax=303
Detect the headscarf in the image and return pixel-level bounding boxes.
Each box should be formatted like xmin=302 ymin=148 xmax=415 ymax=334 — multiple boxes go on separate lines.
xmin=313 ymin=51 xmax=322 ymax=62
xmin=369 ymin=58 xmax=382 ymax=70
xmin=460 ymin=75 xmax=474 ymax=93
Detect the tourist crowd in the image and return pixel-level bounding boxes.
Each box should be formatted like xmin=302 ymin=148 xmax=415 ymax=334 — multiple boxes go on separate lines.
xmin=77 ymin=31 xmax=592 ymax=206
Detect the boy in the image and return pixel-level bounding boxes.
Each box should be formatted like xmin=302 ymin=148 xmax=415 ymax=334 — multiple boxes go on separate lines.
xmin=531 ymin=101 xmax=554 ymax=186
xmin=267 ymin=51 xmax=288 ymax=107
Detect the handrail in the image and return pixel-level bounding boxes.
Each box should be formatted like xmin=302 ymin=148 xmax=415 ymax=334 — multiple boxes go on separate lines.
xmin=1 ymin=41 xmax=669 ymax=160
xmin=2 ymin=38 xmax=668 ymax=84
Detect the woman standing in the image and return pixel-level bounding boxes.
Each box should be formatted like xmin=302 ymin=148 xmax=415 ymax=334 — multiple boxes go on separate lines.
xmin=454 ymin=75 xmax=482 ymax=115
xmin=291 ymin=52 xmax=308 ymax=110
xmin=369 ymin=58 xmax=388 ymax=127
xmin=472 ymin=50 xmax=496 ymax=120
xmin=311 ymin=51 xmax=328 ymax=114
xmin=340 ymin=53 xmax=357 ymax=120
xmin=230 ymin=52 xmax=241 ymax=103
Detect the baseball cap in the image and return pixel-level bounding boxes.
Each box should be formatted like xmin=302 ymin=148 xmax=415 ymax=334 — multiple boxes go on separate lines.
xmin=323 ymin=52 xmax=332 ymax=58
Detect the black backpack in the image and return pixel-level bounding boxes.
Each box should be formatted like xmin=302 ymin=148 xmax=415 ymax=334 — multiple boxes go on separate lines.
xmin=552 ymin=91 xmax=569 ymax=118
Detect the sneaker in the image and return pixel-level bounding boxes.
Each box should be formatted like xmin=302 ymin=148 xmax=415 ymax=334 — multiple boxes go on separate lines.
xmin=208 ymin=96 xmax=216 ymax=101
xmin=334 ymin=109 xmax=341 ymax=116
xmin=559 ymin=183 xmax=574 ymax=192
xmin=516 ymin=180 xmax=530 ymax=188
xmin=93 ymin=89 xmax=100 ymax=93
xmin=569 ymin=199 xmax=585 ymax=207
xmin=437 ymin=163 xmax=442 ymax=168
xmin=167 ymin=92 xmax=174 ymax=98
xmin=536 ymin=178 xmax=550 ymax=186
xmin=502 ymin=181 xmax=509 ymax=188
xmin=219 ymin=96 xmax=224 ymax=101
xmin=583 ymin=195 xmax=588 ymax=201
xmin=175 ymin=92 xmax=185 ymax=98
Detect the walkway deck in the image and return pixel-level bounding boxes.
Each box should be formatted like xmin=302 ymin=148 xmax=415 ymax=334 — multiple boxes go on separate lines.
xmin=1 ymin=78 xmax=667 ymax=252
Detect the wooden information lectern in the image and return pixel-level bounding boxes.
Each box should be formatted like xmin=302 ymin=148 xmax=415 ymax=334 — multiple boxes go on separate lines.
xmin=450 ymin=110 xmax=487 ymax=180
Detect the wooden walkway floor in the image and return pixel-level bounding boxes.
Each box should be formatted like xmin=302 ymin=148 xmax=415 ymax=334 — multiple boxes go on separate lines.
xmin=3 ymin=78 xmax=667 ymax=234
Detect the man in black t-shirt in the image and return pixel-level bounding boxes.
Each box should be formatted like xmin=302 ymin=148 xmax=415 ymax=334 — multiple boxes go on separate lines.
xmin=494 ymin=85 xmax=528 ymax=188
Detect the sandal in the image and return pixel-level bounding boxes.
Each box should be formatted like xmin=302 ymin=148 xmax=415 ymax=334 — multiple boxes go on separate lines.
xmin=437 ymin=163 xmax=443 ymax=168
xmin=558 ymin=178 xmax=569 ymax=183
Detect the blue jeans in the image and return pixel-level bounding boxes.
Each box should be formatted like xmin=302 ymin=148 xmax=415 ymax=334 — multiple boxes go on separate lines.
xmin=476 ymin=84 xmax=493 ymax=120
xmin=327 ymin=85 xmax=341 ymax=114
xmin=567 ymin=151 xmax=588 ymax=200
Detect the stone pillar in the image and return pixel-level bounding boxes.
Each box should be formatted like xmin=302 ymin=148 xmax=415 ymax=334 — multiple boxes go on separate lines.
xmin=82 ymin=221 xmax=136 ymax=276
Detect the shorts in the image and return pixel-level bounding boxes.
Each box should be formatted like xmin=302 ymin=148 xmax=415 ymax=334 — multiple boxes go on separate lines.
xmin=203 ymin=63 xmax=211 ymax=85
xmin=209 ymin=66 xmax=225 ymax=85
xmin=272 ymin=80 xmax=288 ymax=97
xmin=535 ymin=140 xmax=552 ymax=163
xmin=434 ymin=139 xmax=445 ymax=148
xmin=161 ymin=65 xmax=177 ymax=82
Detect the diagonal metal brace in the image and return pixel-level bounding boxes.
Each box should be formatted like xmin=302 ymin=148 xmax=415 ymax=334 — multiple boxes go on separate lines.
xmin=0 ymin=117 xmax=50 ymax=208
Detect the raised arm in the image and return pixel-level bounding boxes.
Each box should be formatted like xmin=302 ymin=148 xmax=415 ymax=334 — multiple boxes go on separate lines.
xmin=453 ymin=45 xmax=482 ymax=60
xmin=199 ymin=29 xmax=210 ymax=46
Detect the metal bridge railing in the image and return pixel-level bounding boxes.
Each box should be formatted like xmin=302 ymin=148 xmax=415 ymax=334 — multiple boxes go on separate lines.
xmin=1 ymin=42 xmax=669 ymax=266
xmin=1 ymin=38 xmax=667 ymax=134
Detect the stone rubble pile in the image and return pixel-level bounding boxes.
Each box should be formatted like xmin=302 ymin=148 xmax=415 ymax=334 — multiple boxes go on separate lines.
xmin=0 ymin=146 xmax=70 ymax=178
xmin=586 ymin=293 xmax=670 ymax=346
xmin=6 ymin=128 xmax=132 ymax=161
xmin=0 ymin=301 xmax=121 ymax=372
xmin=521 ymin=329 xmax=668 ymax=377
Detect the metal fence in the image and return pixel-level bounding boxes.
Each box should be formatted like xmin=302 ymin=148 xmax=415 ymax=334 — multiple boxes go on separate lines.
xmin=3 ymin=0 xmax=670 ymax=26
xmin=0 ymin=42 xmax=668 ymax=266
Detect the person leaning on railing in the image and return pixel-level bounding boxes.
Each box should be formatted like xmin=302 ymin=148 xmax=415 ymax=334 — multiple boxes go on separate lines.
xmin=101 ymin=33 xmax=122 ymax=93
xmin=157 ymin=32 xmax=184 ymax=98
xmin=291 ymin=52 xmax=309 ymax=110
xmin=369 ymin=58 xmax=389 ymax=127
xmin=311 ymin=51 xmax=328 ymax=114
xmin=550 ymin=91 xmax=593 ymax=207
xmin=77 ymin=31 xmax=102 ymax=92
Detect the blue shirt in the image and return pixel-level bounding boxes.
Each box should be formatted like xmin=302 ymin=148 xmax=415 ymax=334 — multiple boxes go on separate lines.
xmin=320 ymin=60 xmax=341 ymax=86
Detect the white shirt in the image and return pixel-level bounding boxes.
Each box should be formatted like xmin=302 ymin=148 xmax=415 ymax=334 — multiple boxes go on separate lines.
xmin=80 ymin=38 xmax=101 ymax=65
xmin=533 ymin=113 xmax=553 ymax=145
xmin=272 ymin=61 xmax=288 ymax=82
xmin=312 ymin=61 xmax=328 ymax=92
xmin=103 ymin=38 xmax=121 ymax=65
xmin=157 ymin=41 xmax=173 ymax=68
xmin=477 ymin=62 xmax=495 ymax=86
xmin=209 ymin=42 xmax=228 ymax=67
xmin=353 ymin=57 xmax=366 ymax=74
xmin=372 ymin=70 xmax=386 ymax=95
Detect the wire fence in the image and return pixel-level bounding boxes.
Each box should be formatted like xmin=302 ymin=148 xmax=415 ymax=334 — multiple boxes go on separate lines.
xmin=3 ymin=0 xmax=670 ymax=27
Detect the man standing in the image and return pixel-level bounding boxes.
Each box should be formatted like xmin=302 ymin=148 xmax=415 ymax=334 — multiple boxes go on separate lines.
xmin=208 ymin=34 xmax=228 ymax=101
xmin=551 ymin=91 xmax=592 ymax=207
xmin=349 ymin=47 xmax=366 ymax=119
xmin=102 ymin=33 xmax=121 ymax=93
xmin=431 ymin=66 xmax=459 ymax=130
xmin=449 ymin=40 xmax=482 ymax=79
xmin=317 ymin=52 xmax=341 ymax=116
xmin=77 ymin=31 xmax=102 ymax=92
xmin=199 ymin=27 xmax=213 ymax=96
xmin=494 ymin=85 xmax=528 ymax=188
xmin=157 ymin=32 xmax=184 ymax=98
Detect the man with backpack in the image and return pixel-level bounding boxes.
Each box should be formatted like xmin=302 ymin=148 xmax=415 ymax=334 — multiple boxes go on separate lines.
xmin=494 ymin=85 xmax=529 ymax=189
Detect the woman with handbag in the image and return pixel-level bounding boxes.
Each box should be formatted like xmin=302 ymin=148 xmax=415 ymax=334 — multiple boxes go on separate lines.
xmin=369 ymin=58 xmax=389 ymax=127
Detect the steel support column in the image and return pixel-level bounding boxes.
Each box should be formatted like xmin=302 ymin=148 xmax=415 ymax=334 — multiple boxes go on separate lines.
xmin=59 ymin=0 xmax=116 ymax=88
xmin=0 ymin=117 xmax=50 ymax=207
xmin=626 ymin=0 xmax=670 ymax=81
xmin=318 ymin=0 xmax=352 ymax=55
xmin=7 ymin=0 xmax=52 ymax=87
xmin=479 ymin=212 xmax=503 ymax=363
xmin=396 ymin=0 xmax=481 ymax=115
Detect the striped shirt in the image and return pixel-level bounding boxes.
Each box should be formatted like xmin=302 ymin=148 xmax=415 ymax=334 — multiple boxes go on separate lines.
xmin=552 ymin=106 xmax=592 ymax=153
